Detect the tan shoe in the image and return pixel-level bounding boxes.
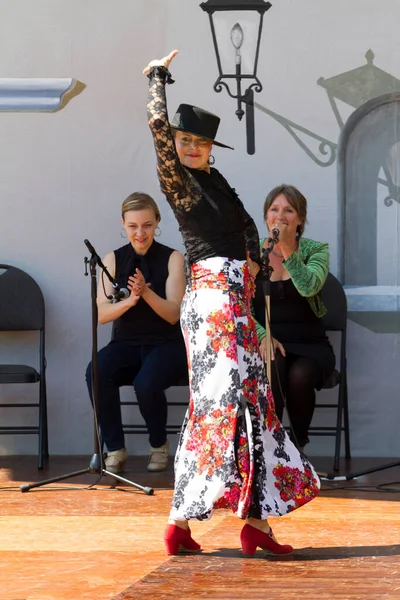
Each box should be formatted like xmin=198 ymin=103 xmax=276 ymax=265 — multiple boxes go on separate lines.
xmin=105 ymin=448 xmax=128 ymax=474
xmin=147 ymin=440 xmax=169 ymax=472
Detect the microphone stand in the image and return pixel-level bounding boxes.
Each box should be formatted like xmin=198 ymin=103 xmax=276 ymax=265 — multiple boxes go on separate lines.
xmin=83 ymin=239 xmax=129 ymax=303
xmin=20 ymin=240 xmax=154 ymax=495
xmin=260 ymin=231 xmax=279 ymax=383
xmin=260 ymin=232 xmax=301 ymax=451
xmin=320 ymin=460 xmax=400 ymax=481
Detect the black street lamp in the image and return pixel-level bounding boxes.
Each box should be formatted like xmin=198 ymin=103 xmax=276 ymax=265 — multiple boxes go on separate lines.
xmin=200 ymin=0 xmax=271 ymax=154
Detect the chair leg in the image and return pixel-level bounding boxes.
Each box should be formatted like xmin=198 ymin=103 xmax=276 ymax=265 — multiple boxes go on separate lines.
xmin=38 ymin=380 xmax=44 ymax=470
xmin=43 ymin=377 xmax=49 ymax=458
xmin=333 ymin=377 xmax=345 ymax=472
xmin=343 ymin=371 xmax=351 ymax=459
xmin=38 ymin=376 xmax=49 ymax=470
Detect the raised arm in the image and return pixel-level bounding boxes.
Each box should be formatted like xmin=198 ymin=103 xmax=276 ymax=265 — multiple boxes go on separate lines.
xmin=144 ymin=51 xmax=202 ymax=213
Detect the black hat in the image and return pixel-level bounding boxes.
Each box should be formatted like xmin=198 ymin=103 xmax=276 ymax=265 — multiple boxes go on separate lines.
xmin=170 ymin=104 xmax=234 ymax=150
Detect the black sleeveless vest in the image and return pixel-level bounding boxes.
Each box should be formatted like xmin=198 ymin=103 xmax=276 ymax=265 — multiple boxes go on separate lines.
xmin=112 ymin=241 xmax=183 ymax=345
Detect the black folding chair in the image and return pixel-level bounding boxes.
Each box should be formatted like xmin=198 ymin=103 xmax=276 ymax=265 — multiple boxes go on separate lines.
xmin=0 ymin=264 xmax=49 ymax=469
xmin=308 ymin=272 xmax=351 ymax=471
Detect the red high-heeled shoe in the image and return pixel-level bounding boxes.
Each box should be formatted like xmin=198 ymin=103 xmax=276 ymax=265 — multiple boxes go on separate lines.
xmin=240 ymin=524 xmax=293 ymax=556
xmin=164 ymin=524 xmax=201 ymax=555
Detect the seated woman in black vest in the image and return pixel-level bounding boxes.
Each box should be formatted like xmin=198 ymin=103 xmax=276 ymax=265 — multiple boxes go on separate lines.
xmin=86 ymin=192 xmax=187 ymax=473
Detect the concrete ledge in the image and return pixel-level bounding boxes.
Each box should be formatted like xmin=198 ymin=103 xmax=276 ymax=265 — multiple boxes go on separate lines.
xmin=0 ymin=78 xmax=81 ymax=111
xmin=345 ymin=285 xmax=400 ymax=311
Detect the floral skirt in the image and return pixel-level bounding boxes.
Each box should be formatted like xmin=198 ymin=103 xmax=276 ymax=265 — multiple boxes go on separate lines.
xmin=170 ymin=257 xmax=320 ymax=521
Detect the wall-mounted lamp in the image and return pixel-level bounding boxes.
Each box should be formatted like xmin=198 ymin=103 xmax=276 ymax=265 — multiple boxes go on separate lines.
xmin=200 ymin=0 xmax=271 ymax=154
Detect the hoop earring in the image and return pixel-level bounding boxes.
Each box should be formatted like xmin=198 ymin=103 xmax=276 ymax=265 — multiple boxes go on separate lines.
xmin=121 ymin=229 xmax=127 ymax=239
xmin=155 ymin=226 xmax=161 ymax=237
xmin=208 ymin=154 xmax=215 ymax=166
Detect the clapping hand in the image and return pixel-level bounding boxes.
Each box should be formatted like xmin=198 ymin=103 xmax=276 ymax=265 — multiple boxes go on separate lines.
xmin=143 ymin=50 xmax=179 ymax=75
xmin=128 ymin=268 xmax=151 ymax=297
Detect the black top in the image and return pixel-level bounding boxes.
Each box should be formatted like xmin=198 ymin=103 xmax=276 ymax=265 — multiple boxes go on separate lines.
xmin=147 ymin=66 xmax=260 ymax=266
xmin=180 ymin=167 xmax=255 ymax=263
xmin=254 ymin=277 xmax=335 ymax=376
xmin=112 ymin=241 xmax=183 ymax=345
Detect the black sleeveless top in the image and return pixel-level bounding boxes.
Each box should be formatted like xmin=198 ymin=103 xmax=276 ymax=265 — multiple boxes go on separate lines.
xmin=112 ymin=241 xmax=183 ymax=345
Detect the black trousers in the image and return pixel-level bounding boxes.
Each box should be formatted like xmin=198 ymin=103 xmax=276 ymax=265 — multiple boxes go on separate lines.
xmin=86 ymin=338 xmax=188 ymax=451
xmin=270 ymin=350 xmax=323 ymax=448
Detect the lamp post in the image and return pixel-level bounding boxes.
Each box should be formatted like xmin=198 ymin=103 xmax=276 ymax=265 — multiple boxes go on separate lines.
xmin=200 ymin=0 xmax=271 ymax=154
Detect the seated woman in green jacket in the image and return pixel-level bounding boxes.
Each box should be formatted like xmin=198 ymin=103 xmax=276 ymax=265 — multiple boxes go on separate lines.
xmin=253 ymin=184 xmax=335 ymax=453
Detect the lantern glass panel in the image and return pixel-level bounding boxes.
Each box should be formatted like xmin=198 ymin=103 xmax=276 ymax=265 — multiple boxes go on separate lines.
xmin=212 ymin=11 xmax=260 ymax=76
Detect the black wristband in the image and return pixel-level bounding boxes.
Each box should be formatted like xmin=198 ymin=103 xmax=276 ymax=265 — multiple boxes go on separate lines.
xmin=147 ymin=65 xmax=175 ymax=84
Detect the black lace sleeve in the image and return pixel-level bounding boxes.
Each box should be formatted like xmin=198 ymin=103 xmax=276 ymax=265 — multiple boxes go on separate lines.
xmin=147 ymin=66 xmax=202 ymax=213
xmin=237 ymin=197 xmax=261 ymax=264
xmin=216 ymin=170 xmax=261 ymax=264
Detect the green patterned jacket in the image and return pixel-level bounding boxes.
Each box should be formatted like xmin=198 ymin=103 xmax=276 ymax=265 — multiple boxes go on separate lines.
xmin=253 ymin=237 xmax=330 ymax=343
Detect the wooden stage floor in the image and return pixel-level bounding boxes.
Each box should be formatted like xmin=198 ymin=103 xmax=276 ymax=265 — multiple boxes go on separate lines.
xmin=1 ymin=455 xmax=399 ymax=600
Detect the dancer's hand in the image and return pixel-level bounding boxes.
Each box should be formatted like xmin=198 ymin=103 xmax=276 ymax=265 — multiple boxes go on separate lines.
xmin=143 ymin=50 xmax=179 ymax=75
xmin=246 ymin=251 xmax=260 ymax=279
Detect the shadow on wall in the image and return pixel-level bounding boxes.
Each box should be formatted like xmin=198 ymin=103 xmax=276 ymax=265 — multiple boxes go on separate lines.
xmin=337 ymin=92 xmax=400 ymax=333
xmin=255 ymin=51 xmax=400 ymax=333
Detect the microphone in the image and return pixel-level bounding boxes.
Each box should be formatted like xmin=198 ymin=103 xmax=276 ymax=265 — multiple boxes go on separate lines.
xmin=111 ymin=287 xmax=130 ymax=303
xmin=272 ymin=228 xmax=280 ymax=240
xmin=84 ymin=238 xmax=127 ymax=301
xmin=84 ymin=238 xmax=102 ymax=263
xmin=84 ymin=238 xmax=112 ymax=277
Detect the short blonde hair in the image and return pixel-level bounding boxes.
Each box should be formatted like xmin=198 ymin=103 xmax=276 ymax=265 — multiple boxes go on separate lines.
xmin=121 ymin=192 xmax=161 ymax=222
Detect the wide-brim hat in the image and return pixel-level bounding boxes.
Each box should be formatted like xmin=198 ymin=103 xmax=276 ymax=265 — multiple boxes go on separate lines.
xmin=170 ymin=103 xmax=234 ymax=150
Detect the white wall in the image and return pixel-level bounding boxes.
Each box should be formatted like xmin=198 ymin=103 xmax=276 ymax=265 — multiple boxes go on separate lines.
xmin=0 ymin=0 xmax=399 ymax=458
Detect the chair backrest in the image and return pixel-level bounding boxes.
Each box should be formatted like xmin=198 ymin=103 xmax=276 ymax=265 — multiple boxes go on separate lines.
xmin=321 ymin=272 xmax=347 ymax=332
xmin=0 ymin=265 xmax=45 ymax=331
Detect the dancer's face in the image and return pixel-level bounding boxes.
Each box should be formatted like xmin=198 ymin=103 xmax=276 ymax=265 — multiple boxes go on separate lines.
xmin=174 ymin=131 xmax=213 ymax=172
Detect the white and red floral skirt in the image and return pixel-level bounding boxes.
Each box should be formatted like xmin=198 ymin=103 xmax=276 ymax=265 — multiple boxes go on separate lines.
xmin=170 ymin=257 xmax=320 ymax=521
